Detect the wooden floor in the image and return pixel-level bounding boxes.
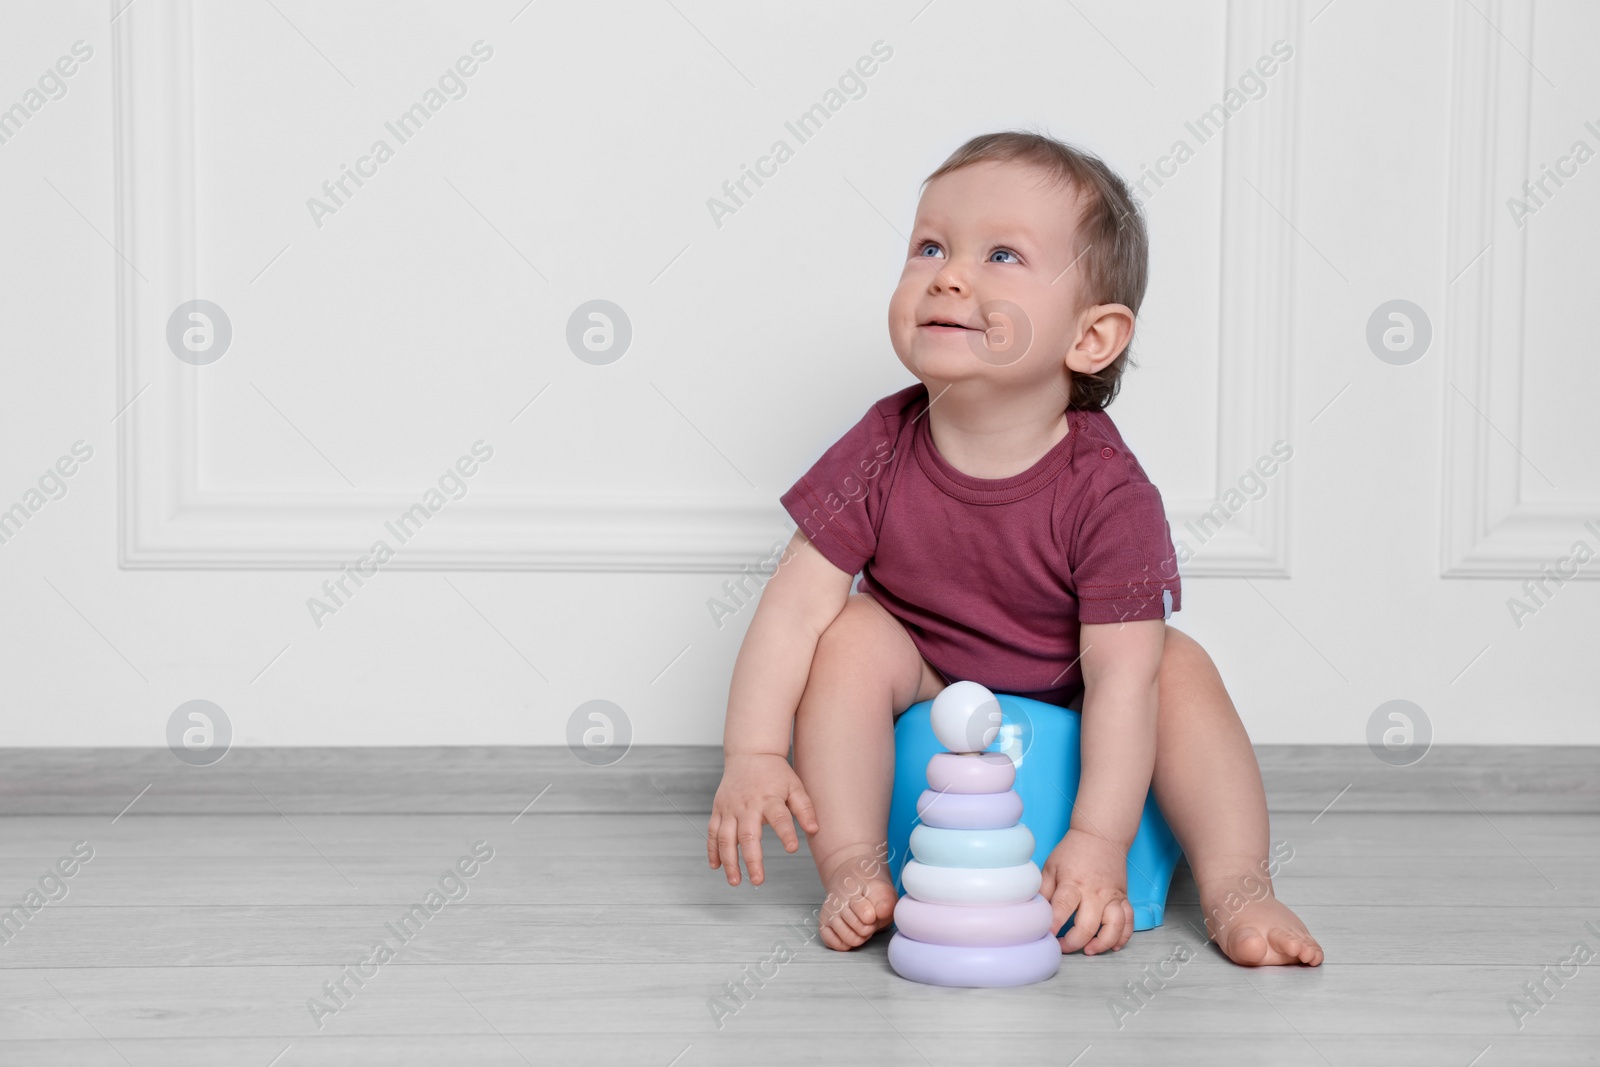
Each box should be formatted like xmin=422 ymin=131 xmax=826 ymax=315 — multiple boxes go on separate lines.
xmin=1 ymin=746 xmax=1597 ymax=1066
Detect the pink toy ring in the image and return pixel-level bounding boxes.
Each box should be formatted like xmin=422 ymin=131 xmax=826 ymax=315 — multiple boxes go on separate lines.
xmin=888 ymin=931 xmax=1062 ymax=987
xmin=926 ymin=751 xmax=1015 ymax=794
xmin=916 ymin=787 xmax=1021 ymax=829
xmin=892 ymin=893 xmax=1054 ymax=947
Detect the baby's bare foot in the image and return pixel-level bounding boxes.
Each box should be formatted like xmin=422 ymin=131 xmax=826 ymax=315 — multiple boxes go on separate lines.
xmin=1198 ymin=882 xmax=1323 ymax=966
xmin=815 ymin=847 xmax=897 ymax=951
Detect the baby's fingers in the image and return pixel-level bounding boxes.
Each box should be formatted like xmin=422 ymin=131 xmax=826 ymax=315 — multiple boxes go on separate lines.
xmin=1058 ymin=895 xmax=1105 ymax=954
xmin=707 ymin=812 xmax=722 ymax=869
xmin=765 ymin=799 xmax=801 ymax=856
xmin=1048 ymin=883 xmax=1081 ymax=943
xmin=737 ymin=810 xmax=767 ymax=886
xmin=1083 ymin=897 xmax=1127 ymax=956
xmin=1114 ymin=899 xmax=1135 ymax=951
xmin=716 ymin=814 xmax=745 ymax=886
xmin=786 ymin=779 xmax=820 ymax=836
xmin=1038 ymin=862 xmax=1055 ymax=903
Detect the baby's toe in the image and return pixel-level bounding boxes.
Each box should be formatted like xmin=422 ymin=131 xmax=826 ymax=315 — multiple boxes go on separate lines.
xmin=859 ymin=884 xmax=897 ymax=925
xmin=874 ymin=882 xmax=900 ymax=917
xmin=819 ymin=922 xmax=851 ymax=951
xmin=821 ymin=894 xmax=867 ymax=937
xmin=835 ymin=901 xmax=873 ymax=938
xmin=1283 ymin=929 xmax=1323 ymax=967
xmin=1225 ymin=926 xmax=1272 ymax=966
xmin=1267 ymin=926 xmax=1312 ymax=964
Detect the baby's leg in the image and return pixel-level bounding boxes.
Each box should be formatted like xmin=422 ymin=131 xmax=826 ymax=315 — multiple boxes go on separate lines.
xmin=791 ymin=592 xmax=946 ymax=951
xmin=1151 ymin=626 xmax=1324 ymax=966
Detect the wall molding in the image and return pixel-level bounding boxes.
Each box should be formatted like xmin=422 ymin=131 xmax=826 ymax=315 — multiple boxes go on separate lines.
xmin=1168 ymin=0 xmax=1301 ymax=577
xmin=116 ymin=0 xmax=1300 ymax=574
xmin=1441 ymin=0 xmax=1600 ymax=577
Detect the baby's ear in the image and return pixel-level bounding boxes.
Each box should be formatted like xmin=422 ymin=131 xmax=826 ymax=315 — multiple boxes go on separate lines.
xmin=1067 ymin=303 xmax=1135 ymax=374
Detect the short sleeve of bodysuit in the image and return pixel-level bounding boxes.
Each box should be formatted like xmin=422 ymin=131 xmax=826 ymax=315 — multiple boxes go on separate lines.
xmin=777 ymin=388 xmax=912 ymax=577
xmin=1065 ymin=462 xmax=1182 ymax=625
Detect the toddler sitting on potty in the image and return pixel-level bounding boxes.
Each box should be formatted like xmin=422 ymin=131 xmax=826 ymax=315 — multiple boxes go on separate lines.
xmin=707 ymin=130 xmax=1321 ymax=967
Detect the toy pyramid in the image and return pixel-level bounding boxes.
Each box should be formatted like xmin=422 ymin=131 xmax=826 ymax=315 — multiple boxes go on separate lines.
xmin=887 ymin=681 xmax=1062 ymax=987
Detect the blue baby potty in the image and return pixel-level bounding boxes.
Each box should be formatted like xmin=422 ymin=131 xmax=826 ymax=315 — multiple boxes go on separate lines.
xmin=887 ymin=692 xmax=1183 ymax=933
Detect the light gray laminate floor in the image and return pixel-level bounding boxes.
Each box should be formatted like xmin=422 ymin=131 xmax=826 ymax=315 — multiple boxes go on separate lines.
xmin=0 ymin=747 xmax=1597 ymax=1066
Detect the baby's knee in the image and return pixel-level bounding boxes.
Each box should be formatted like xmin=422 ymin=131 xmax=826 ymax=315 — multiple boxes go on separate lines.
xmin=813 ymin=593 xmax=880 ymax=659
xmin=809 ymin=593 xmax=919 ymax=693
xmin=1159 ymin=624 xmax=1219 ymax=684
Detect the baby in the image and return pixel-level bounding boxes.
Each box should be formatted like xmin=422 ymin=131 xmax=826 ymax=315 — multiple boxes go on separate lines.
xmin=707 ymin=131 xmax=1322 ymax=967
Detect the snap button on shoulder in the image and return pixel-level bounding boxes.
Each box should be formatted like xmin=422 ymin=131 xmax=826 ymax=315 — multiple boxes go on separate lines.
xmin=1100 ymin=446 xmax=1115 ymax=459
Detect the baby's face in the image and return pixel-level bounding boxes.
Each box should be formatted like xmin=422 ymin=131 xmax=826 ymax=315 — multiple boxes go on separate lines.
xmin=888 ymin=160 xmax=1089 ymax=394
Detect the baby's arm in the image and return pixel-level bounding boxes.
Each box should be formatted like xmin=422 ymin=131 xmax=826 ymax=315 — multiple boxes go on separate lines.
xmin=1040 ymin=618 xmax=1165 ymax=953
xmin=708 ymin=530 xmax=852 ymax=886
xmin=1075 ymin=618 xmax=1166 ymax=846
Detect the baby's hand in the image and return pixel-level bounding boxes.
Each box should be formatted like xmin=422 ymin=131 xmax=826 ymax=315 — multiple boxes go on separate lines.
xmin=1039 ymin=827 xmax=1134 ymax=955
xmin=707 ymin=753 xmax=820 ymax=887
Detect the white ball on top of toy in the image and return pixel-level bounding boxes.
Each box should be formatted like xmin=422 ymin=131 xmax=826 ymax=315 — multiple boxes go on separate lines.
xmin=930 ymin=680 xmax=1003 ymax=753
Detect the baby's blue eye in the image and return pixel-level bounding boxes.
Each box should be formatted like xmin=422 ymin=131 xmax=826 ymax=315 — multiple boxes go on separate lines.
xmin=990 ymin=249 xmax=1019 ymax=264
xmin=916 ymin=242 xmax=943 ymax=258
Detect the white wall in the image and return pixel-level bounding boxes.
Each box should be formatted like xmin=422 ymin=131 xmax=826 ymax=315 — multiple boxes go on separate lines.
xmin=0 ymin=0 xmax=1595 ymax=747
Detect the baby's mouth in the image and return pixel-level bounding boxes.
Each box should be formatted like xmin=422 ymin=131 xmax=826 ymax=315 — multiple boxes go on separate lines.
xmin=919 ymin=319 xmax=974 ymax=331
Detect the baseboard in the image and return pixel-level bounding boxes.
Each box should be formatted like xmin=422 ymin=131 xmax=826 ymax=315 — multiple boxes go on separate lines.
xmin=0 ymin=746 xmax=1595 ymax=817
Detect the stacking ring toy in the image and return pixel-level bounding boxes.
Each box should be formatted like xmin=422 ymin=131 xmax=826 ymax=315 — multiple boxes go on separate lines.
xmin=892 ymin=894 xmax=1054 ymax=948
xmin=887 ymin=931 xmax=1062 ymax=987
xmin=890 ymin=693 xmax=1184 ymax=933
xmin=910 ymin=823 xmax=1035 ymax=868
xmin=915 ymin=788 xmax=1021 ymax=829
xmin=886 ymin=687 xmax=1184 ymax=987
xmin=900 ymin=859 xmax=1041 ymax=906
xmin=926 ymin=751 xmax=1015 ymax=794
